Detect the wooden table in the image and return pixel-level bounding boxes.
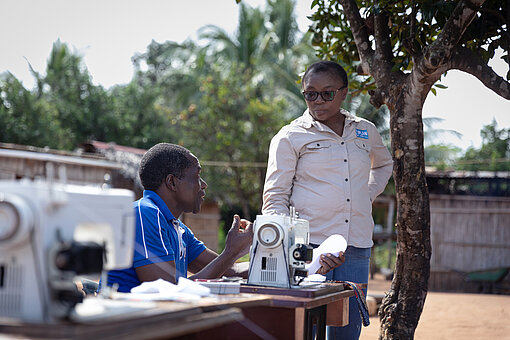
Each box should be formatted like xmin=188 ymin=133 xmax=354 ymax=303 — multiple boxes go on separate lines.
xmin=0 ymin=294 xmax=272 ymax=340
xmin=0 ymin=284 xmax=352 ymax=340
xmin=195 ymin=283 xmax=354 ymax=340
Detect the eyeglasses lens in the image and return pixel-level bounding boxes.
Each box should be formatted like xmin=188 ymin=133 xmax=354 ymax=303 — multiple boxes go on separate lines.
xmin=322 ymin=91 xmax=335 ymax=100
xmin=303 ymin=90 xmax=336 ymax=102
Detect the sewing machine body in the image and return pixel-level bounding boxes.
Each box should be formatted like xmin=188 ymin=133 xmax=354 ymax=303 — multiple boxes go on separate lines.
xmin=0 ymin=179 xmax=134 ymax=322
xmin=247 ymin=209 xmax=313 ymax=288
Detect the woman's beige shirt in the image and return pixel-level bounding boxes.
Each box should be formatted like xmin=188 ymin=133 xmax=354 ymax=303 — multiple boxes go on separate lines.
xmin=262 ymin=109 xmax=393 ymax=247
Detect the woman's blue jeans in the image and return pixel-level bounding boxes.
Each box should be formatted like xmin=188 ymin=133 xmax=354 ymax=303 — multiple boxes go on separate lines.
xmin=325 ymin=246 xmax=371 ymax=340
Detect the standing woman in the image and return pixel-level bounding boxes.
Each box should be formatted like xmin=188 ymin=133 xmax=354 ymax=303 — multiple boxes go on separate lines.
xmin=262 ymin=60 xmax=393 ymax=339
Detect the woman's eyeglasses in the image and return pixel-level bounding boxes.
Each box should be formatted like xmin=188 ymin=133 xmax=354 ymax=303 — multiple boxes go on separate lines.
xmin=302 ymin=87 xmax=346 ymax=102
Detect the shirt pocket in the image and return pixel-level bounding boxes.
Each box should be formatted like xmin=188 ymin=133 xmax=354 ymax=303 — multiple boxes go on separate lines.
xmin=301 ymin=141 xmax=333 ymax=163
xmin=353 ymin=139 xmax=371 ymax=165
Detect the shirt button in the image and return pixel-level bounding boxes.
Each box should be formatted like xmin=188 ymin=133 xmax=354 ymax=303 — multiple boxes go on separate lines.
xmin=344 ymin=159 xmax=347 ymax=162
xmin=341 ymin=141 xmax=345 ymax=145
xmin=345 ymin=219 xmax=349 ymax=223
xmin=346 ymin=198 xmax=350 ymax=202
xmin=345 ymin=178 xmax=348 ymax=182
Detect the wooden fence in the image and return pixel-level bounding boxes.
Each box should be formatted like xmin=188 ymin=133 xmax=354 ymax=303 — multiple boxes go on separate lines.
xmin=429 ymin=194 xmax=510 ymax=292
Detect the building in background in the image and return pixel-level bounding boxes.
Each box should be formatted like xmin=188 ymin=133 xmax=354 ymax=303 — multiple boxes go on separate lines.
xmin=0 ymin=142 xmax=220 ymax=252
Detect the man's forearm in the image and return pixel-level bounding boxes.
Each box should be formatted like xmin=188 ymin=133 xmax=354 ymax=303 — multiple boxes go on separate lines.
xmin=224 ymin=261 xmax=250 ymax=278
xmin=188 ymin=250 xmax=239 ymax=280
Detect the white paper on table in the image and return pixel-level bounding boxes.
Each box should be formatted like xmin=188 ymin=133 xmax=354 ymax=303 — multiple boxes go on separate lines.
xmin=305 ymin=234 xmax=347 ymax=275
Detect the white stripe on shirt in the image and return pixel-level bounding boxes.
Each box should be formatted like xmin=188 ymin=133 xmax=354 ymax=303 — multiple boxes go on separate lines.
xmin=138 ymin=200 xmax=148 ymax=259
xmin=157 ymin=208 xmax=169 ymax=255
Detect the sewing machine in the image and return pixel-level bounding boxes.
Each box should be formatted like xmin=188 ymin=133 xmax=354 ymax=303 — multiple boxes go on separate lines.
xmin=0 ymin=179 xmax=135 ymax=323
xmin=247 ymin=207 xmax=313 ymax=288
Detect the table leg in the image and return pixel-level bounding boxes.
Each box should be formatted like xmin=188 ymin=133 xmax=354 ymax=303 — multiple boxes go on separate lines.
xmin=295 ymin=307 xmax=305 ymax=339
xmin=305 ymin=305 xmax=327 ymax=340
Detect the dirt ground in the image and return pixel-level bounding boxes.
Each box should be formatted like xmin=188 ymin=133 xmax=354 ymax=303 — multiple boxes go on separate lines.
xmin=360 ymin=274 xmax=510 ymax=340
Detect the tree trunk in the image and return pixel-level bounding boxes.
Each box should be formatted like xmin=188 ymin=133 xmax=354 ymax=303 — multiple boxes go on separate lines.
xmin=379 ymin=89 xmax=432 ymax=339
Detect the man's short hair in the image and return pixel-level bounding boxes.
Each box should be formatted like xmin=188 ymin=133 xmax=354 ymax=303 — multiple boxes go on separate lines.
xmin=302 ymin=60 xmax=348 ymax=88
xmin=139 ymin=143 xmax=193 ymax=191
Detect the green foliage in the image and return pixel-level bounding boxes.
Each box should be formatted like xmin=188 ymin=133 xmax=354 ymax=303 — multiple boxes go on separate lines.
xmin=0 ymin=73 xmax=70 ymax=149
xmin=372 ymin=242 xmax=396 ymax=271
xmin=217 ymin=219 xmax=226 ymax=252
xmin=421 ymin=117 xmax=463 ymax=170
xmin=457 ymin=119 xmax=510 ymax=171
xmin=178 ymin=64 xmax=288 ymax=212
xmin=109 ymin=81 xmax=179 ymax=149
xmin=425 ymin=144 xmax=462 ymax=170
xmin=43 ymin=41 xmax=114 ymax=144
xmin=308 ymin=0 xmax=509 ymax=93
xmin=199 ymin=3 xmax=267 ymax=71
xmin=0 ymin=41 xmax=138 ymax=150
xmin=132 ymin=39 xmax=208 ymax=113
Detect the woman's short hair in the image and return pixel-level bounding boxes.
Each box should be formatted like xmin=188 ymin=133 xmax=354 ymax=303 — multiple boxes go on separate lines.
xmin=302 ymin=60 xmax=348 ymax=88
xmin=139 ymin=143 xmax=193 ymax=191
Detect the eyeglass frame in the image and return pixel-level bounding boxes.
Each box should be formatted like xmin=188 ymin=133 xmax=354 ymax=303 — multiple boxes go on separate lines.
xmin=302 ymin=86 xmax=347 ymax=102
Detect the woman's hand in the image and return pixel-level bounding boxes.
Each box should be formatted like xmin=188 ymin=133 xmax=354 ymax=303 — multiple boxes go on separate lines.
xmin=316 ymin=252 xmax=345 ymax=275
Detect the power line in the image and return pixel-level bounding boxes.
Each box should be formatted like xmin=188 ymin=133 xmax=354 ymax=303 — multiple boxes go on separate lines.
xmin=201 ymin=160 xmax=268 ymax=168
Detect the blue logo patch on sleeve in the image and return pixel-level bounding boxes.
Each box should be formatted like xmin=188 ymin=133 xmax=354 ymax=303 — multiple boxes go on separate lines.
xmin=356 ymin=129 xmax=369 ymax=139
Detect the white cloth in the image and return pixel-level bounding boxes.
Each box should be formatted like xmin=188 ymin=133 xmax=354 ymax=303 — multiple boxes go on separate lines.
xmin=123 ymin=278 xmax=211 ymax=301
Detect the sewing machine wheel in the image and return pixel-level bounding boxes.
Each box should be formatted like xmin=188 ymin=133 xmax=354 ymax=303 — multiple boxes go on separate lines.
xmin=0 ymin=201 xmax=19 ymax=242
xmin=0 ymin=194 xmax=33 ymax=245
xmin=257 ymin=223 xmax=283 ymax=248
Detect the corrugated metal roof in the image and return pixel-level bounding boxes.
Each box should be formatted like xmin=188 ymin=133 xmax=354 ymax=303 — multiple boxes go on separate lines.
xmin=0 ymin=143 xmax=121 ymax=169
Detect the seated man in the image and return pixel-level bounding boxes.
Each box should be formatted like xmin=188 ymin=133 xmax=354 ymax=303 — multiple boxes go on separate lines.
xmin=106 ymin=143 xmax=253 ymax=292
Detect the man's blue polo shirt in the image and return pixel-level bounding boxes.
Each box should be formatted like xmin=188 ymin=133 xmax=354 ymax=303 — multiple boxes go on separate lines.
xmin=106 ymin=190 xmax=206 ymax=292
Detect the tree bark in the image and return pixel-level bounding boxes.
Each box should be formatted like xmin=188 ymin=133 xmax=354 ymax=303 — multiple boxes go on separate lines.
xmin=378 ymin=81 xmax=432 ymax=339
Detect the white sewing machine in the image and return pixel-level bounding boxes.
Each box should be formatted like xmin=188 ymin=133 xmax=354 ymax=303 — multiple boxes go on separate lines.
xmin=0 ymin=179 xmax=135 ymax=323
xmin=247 ymin=207 xmax=313 ymax=288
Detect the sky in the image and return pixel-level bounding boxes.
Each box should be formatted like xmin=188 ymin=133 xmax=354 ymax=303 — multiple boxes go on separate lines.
xmin=1 ymin=0 xmax=509 ymax=152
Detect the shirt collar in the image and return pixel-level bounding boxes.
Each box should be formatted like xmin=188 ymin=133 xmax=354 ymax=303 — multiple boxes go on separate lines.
xmin=296 ymin=108 xmax=362 ymax=129
xmin=143 ymin=190 xmax=176 ymax=222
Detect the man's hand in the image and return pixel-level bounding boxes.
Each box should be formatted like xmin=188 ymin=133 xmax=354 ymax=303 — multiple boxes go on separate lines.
xmin=224 ymin=214 xmax=253 ymax=259
xmin=316 ymin=252 xmax=345 ymax=275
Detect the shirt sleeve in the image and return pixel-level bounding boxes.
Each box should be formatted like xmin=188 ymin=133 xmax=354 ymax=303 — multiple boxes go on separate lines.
xmin=262 ymin=130 xmax=297 ymax=215
xmin=133 ymin=203 xmax=176 ymax=268
xmin=368 ymin=124 xmax=393 ymax=201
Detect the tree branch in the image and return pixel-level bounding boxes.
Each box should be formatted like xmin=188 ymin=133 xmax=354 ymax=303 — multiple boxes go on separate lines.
xmin=450 ymin=47 xmax=510 ymax=100
xmin=507 ymin=0 xmax=510 ymax=70
xmin=403 ymin=1 xmax=422 ymax=60
xmin=423 ymin=0 xmax=486 ymax=70
xmin=339 ymin=0 xmax=374 ymax=74
xmin=373 ymin=9 xmax=394 ymax=80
